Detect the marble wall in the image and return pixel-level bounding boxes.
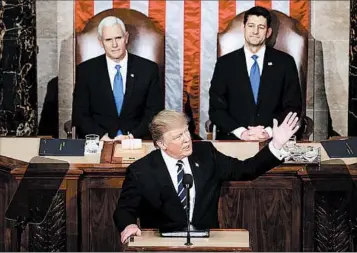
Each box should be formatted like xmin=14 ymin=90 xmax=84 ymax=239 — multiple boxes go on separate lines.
xmin=36 ymin=1 xmax=73 ymax=138
xmin=36 ymin=1 xmax=351 ymax=139
xmin=1 ymin=0 xmax=38 ymax=136
xmin=310 ymin=1 xmax=350 ymax=137
xmin=349 ymin=0 xmax=357 ymax=136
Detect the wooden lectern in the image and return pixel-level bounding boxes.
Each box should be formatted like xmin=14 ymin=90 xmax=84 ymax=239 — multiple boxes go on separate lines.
xmin=125 ymin=229 xmax=251 ymax=252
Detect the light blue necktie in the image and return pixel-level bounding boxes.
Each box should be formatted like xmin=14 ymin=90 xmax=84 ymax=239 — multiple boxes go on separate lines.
xmin=250 ymin=55 xmax=260 ymax=104
xmin=114 ymin=65 xmax=124 ymax=135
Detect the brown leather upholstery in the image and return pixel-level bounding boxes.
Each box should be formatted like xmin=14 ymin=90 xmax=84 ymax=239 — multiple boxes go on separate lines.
xmin=206 ymin=10 xmax=314 ymax=140
xmin=76 ymin=8 xmax=164 ymax=68
xmin=66 ymin=8 xmax=164 ymax=138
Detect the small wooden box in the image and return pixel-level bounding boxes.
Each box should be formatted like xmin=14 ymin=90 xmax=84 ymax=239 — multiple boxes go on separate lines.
xmin=112 ymin=144 xmax=147 ymax=164
xmin=100 ymin=141 xmax=148 ymax=164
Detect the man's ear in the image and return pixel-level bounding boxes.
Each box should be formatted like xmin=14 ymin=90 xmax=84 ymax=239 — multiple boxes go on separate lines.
xmin=156 ymin=140 xmax=166 ymax=150
xmin=240 ymin=23 xmax=245 ymax=32
xmin=125 ymin=31 xmax=129 ymax=44
xmin=98 ymin=37 xmax=104 ymax=48
xmin=266 ymin=27 xmax=272 ymax=39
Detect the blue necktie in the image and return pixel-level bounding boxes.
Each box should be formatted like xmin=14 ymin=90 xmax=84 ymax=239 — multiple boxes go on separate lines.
xmin=177 ymin=160 xmax=187 ymax=210
xmin=114 ymin=65 xmax=124 ymax=135
xmin=250 ymin=55 xmax=260 ymax=104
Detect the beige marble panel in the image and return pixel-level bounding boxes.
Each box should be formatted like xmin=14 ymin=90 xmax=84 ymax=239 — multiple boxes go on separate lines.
xmin=322 ymin=40 xmax=349 ymax=114
xmin=329 ymin=109 xmax=348 ymax=136
xmin=310 ymin=0 xmax=349 ymax=140
xmin=37 ymin=107 xmax=43 ymax=124
xmin=313 ymin=110 xmax=329 ymax=141
xmin=37 ymin=38 xmax=58 ymax=109
xmin=57 ymin=1 xmax=75 ymax=138
xmin=57 ymin=1 xmax=74 ymax=40
xmin=58 ymin=35 xmax=74 ymax=109
xmin=306 ymin=38 xmax=315 ymax=110
xmin=311 ymin=1 xmax=350 ymax=41
xmin=59 ymin=108 xmax=72 ymax=138
xmin=36 ymin=1 xmax=58 ymax=39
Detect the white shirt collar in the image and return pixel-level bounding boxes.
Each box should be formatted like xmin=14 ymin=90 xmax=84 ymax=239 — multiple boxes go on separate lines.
xmin=105 ymin=50 xmax=128 ymax=71
xmin=160 ymin=149 xmax=189 ymax=172
xmin=244 ymin=45 xmax=266 ymax=60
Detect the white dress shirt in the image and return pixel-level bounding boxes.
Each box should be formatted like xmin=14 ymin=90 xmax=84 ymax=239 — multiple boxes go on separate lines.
xmin=232 ymin=45 xmax=273 ymax=139
xmin=106 ymin=51 xmax=128 ymax=94
xmin=160 ymin=150 xmax=195 ymax=222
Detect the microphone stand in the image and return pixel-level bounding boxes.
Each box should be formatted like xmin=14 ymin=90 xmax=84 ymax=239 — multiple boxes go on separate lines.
xmin=184 ymin=185 xmax=192 ymax=246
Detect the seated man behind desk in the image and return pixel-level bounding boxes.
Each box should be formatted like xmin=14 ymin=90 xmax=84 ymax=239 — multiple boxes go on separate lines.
xmin=209 ymin=6 xmax=302 ymax=141
xmin=113 ymin=109 xmax=299 ymax=243
xmin=72 ymin=16 xmax=164 ymax=141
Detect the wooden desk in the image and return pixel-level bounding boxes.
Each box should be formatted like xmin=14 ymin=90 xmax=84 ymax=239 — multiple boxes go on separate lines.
xmin=1 ymin=138 xmax=357 ymax=251
xmin=126 ymin=229 xmax=251 ymax=252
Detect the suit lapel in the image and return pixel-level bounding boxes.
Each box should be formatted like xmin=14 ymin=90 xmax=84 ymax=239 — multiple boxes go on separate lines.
xmin=257 ymin=47 xmax=274 ymax=106
xmin=188 ymin=153 xmax=204 ymax=223
xmin=151 ymin=151 xmax=187 ymax=221
xmin=100 ymin=55 xmax=117 ymax=116
xmin=237 ymin=49 xmax=257 ymax=108
xmin=121 ymin=53 xmax=135 ymax=112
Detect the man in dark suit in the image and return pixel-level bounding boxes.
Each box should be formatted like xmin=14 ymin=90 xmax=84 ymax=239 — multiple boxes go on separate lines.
xmin=113 ymin=109 xmax=299 ymax=243
xmin=209 ymin=6 xmax=302 ymax=141
xmin=72 ymin=16 xmax=164 ymax=141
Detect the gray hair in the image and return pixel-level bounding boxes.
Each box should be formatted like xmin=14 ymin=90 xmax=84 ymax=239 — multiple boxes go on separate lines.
xmin=149 ymin=110 xmax=189 ymax=147
xmin=97 ymin=16 xmax=126 ymax=38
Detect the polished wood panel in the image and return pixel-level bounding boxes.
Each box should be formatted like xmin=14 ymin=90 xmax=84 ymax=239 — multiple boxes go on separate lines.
xmin=125 ymin=229 xmax=251 ymax=252
xmin=300 ymin=164 xmax=357 ymax=252
xmin=2 ymin=139 xmax=357 ymax=251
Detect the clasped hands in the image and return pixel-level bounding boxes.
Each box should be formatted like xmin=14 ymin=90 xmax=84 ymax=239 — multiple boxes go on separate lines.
xmin=100 ymin=133 xmax=134 ymax=142
xmin=241 ymin=112 xmax=300 ymax=150
xmin=241 ymin=125 xmax=270 ymax=141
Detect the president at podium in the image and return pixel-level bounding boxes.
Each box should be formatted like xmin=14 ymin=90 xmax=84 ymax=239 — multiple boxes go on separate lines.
xmin=113 ymin=109 xmax=299 ymax=243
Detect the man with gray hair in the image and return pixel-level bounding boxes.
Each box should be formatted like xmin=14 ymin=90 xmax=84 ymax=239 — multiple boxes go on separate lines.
xmin=113 ymin=109 xmax=299 ymax=243
xmin=72 ymin=16 xmax=164 ymax=141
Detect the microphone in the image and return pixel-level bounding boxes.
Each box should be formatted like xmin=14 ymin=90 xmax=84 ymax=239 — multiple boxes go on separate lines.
xmin=182 ymin=174 xmax=193 ymax=246
xmin=183 ymin=174 xmax=193 ymax=189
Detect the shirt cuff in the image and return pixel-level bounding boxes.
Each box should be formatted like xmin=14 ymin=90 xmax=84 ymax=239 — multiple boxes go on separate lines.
xmin=265 ymin=127 xmax=273 ymax=138
xmin=231 ymin=127 xmax=247 ymax=139
xmin=117 ymin=129 xmax=122 ymax=136
xmin=268 ymin=142 xmax=289 ymax=161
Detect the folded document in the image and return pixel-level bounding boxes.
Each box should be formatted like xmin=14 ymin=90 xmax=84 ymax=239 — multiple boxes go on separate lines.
xmin=39 ymin=138 xmax=85 ymax=156
xmin=321 ymin=138 xmax=357 ymax=158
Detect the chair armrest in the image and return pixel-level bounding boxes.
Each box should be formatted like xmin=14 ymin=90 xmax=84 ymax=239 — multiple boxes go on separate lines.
xmin=64 ymin=120 xmax=76 ymax=139
xmin=205 ymin=120 xmax=216 ymax=140
xmin=301 ymin=116 xmax=314 ymax=141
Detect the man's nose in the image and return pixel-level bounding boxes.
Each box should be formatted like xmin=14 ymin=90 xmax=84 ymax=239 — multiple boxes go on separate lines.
xmin=112 ymin=39 xmax=118 ymax=48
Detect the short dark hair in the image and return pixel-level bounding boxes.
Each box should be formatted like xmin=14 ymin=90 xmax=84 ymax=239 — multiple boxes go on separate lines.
xmin=243 ymin=6 xmax=271 ymax=28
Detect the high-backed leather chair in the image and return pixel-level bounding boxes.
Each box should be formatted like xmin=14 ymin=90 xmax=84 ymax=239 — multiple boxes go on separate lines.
xmin=206 ymin=10 xmax=328 ymax=140
xmin=65 ymin=8 xmax=164 ymax=138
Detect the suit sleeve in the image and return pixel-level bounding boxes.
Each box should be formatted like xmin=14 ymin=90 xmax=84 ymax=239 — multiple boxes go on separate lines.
xmin=209 ymin=59 xmax=241 ymax=133
xmin=131 ymin=63 xmax=164 ymax=138
xmin=208 ymin=142 xmax=282 ymax=181
xmin=276 ymin=55 xmax=302 ymax=123
xmin=113 ymin=165 xmax=141 ymax=232
xmin=72 ymin=65 xmax=107 ymax=138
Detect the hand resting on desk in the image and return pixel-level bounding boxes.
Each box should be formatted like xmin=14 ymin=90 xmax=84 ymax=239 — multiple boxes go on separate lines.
xmin=121 ymin=224 xmax=141 ymax=243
